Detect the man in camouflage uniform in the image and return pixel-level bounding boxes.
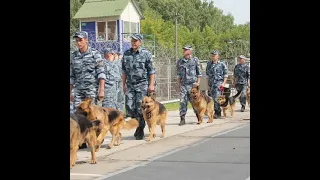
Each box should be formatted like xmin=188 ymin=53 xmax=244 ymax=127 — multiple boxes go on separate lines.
xmin=100 ymin=48 xmax=120 ymax=109
xmin=70 ymin=31 xmax=106 ymax=111
xmin=206 ymin=50 xmax=228 ymax=119
xmin=70 ymin=31 xmax=106 ymax=148
xmin=233 ymin=55 xmax=250 ymax=112
xmin=115 ymin=51 xmax=125 ymax=113
xmin=176 ymin=45 xmax=202 ymax=126
xmin=122 ymin=34 xmax=156 ymax=140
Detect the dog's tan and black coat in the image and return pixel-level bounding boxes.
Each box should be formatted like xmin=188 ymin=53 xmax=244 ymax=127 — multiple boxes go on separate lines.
xmin=141 ymin=96 xmax=168 ymax=141
xmin=70 ymin=114 xmax=101 ymax=168
xmin=217 ymin=90 xmax=242 ymax=119
xmin=76 ymin=98 xmax=139 ymax=151
xmin=190 ymin=86 xmax=214 ymax=124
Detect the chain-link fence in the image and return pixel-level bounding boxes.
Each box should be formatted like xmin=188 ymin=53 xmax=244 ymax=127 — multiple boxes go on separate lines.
xmin=70 ymin=32 xmax=250 ymax=110
xmin=70 ymin=31 xmax=122 ymax=53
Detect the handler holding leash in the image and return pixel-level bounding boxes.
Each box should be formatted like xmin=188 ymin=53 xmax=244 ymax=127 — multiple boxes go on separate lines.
xmin=176 ymin=45 xmax=202 ymax=126
xmin=122 ymin=34 xmax=156 ymax=140
xmin=70 ymin=31 xmax=106 ymax=111
xmin=70 ymin=31 xmax=106 ymax=148
xmin=233 ymin=55 xmax=250 ymax=112
xmin=206 ymin=50 xmax=228 ymax=119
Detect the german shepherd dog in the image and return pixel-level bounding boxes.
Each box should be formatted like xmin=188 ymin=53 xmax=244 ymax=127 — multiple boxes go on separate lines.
xmin=190 ymin=85 xmax=214 ymax=124
xmin=76 ymin=97 xmax=139 ymax=151
xmin=70 ymin=114 xmax=101 ymax=168
xmin=141 ymin=96 xmax=168 ymax=142
xmin=217 ymin=90 xmax=242 ymax=119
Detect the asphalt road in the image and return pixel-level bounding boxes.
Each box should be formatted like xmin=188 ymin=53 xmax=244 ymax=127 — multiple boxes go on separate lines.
xmin=87 ymin=124 xmax=250 ymax=180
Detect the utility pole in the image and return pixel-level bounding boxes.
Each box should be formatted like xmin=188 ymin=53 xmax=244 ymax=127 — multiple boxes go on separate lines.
xmin=175 ymin=11 xmax=178 ymax=61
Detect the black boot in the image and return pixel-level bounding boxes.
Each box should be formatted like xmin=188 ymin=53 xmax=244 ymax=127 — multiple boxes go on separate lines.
xmin=136 ymin=127 xmax=144 ymax=140
xmin=241 ymin=105 xmax=245 ymax=112
xmin=214 ymin=111 xmax=221 ymax=119
xmin=134 ymin=127 xmax=140 ymax=137
xmin=179 ymin=116 xmax=186 ymax=126
xmin=79 ymin=143 xmax=87 ymax=149
xmin=217 ymin=111 xmax=221 ymax=118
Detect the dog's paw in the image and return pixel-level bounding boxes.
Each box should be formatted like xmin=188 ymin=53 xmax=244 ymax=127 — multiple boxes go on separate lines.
xmin=94 ymin=145 xmax=101 ymax=152
xmin=90 ymin=159 xmax=97 ymax=164
xmin=207 ymin=120 xmax=213 ymax=123
xmin=114 ymin=143 xmax=120 ymax=146
xmin=153 ymin=134 xmax=156 ymax=138
xmin=106 ymin=144 xmax=113 ymax=149
xmin=145 ymin=138 xmax=151 ymax=142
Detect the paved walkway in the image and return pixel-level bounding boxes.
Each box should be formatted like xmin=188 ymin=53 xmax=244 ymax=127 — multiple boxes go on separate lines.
xmin=75 ymin=103 xmax=250 ymax=163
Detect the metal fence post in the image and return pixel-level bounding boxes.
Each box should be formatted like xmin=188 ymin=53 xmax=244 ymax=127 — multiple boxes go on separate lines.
xmin=167 ymin=65 xmax=170 ymax=100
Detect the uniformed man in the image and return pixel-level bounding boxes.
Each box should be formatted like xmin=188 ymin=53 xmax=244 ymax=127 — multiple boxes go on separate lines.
xmin=206 ymin=50 xmax=228 ymax=119
xmin=70 ymin=31 xmax=106 ymax=111
xmin=233 ymin=55 xmax=250 ymax=112
xmin=70 ymin=31 xmax=106 ymax=149
xmin=100 ymin=48 xmax=119 ymax=109
xmin=176 ymin=45 xmax=202 ymax=126
xmin=122 ymin=34 xmax=156 ymax=140
xmin=115 ymin=51 xmax=125 ymax=113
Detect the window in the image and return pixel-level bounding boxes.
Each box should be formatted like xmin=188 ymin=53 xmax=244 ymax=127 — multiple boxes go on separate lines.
xmin=123 ymin=21 xmax=138 ymax=40
xmin=124 ymin=21 xmax=130 ymax=33
xmin=107 ymin=21 xmax=117 ymax=41
xmin=97 ymin=22 xmax=106 ymax=41
xmin=96 ymin=21 xmax=117 ymax=41
xmin=130 ymin=22 xmax=137 ymax=34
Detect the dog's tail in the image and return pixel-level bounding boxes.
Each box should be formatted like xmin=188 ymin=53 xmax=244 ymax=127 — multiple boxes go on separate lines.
xmin=231 ymin=89 xmax=242 ymax=99
xmin=123 ymin=118 xmax=139 ymax=130
xmin=228 ymin=89 xmax=242 ymax=104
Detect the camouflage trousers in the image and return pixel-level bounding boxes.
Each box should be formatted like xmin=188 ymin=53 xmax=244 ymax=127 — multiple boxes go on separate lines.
xmin=210 ymin=82 xmax=223 ymax=113
xmin=116 ymin=81 xmax=125 ymax=113
xmin=125 ymin=83 xmax=148 ymax=128
xmin=70 ymin=101 xmax=74 ymax=115
xmin=71 ymin=87 xmax=97 ymax=114
xmin=236 ymin=84 xmax=248 ymax=106
xmin=102 ymin=83 xmax=117 ymax=109
xmin=179 ymin=83 xmax=196 ymax=116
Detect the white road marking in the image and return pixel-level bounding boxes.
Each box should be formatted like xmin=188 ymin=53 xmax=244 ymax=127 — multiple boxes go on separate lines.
xmin=93 ymin=124 xmax=249 ymax=180
xmin=70 ymin=173 xmax=103 ymax=177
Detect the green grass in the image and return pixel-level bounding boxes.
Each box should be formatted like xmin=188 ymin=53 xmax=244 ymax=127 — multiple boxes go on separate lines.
xmin=164 ymin=102 xmax=192 ymax=111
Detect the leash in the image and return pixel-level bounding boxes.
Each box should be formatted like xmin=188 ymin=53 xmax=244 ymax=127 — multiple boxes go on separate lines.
xmin=97 ymin=98 xmax=103 ymax=107
xmin=219 ymin=85 xmax=224 ymax=95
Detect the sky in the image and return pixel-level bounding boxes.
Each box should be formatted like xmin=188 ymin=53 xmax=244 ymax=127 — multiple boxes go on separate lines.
xmin=203 ymin=0 xmax=250 ymax=25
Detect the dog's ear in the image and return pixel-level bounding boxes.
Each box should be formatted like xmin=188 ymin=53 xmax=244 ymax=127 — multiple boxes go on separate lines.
xmin=196 ymin=85 xmax=200 ymax=91
xmin=87 ymin=98 xmax=93 ymax=104
xmin=148 ymin=91 xmax=156 ymax=101
xmin=150 ymin=95 xmax=156 ymax=101
xmin=87 ymin=98 xmax=94 ymax=108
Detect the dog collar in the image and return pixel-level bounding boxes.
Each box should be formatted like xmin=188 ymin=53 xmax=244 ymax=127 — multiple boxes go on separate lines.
xmin=220 ymin=98 xmax=229 ymax=107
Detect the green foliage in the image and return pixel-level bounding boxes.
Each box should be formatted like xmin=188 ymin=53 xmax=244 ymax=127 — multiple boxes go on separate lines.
xmin=70 ymin=0 xmax=86 ymax=36
xmin=138 ymin=0 xmax=250 ymax=60
xmin=70 ymin=0 xmax=250 ymax=59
